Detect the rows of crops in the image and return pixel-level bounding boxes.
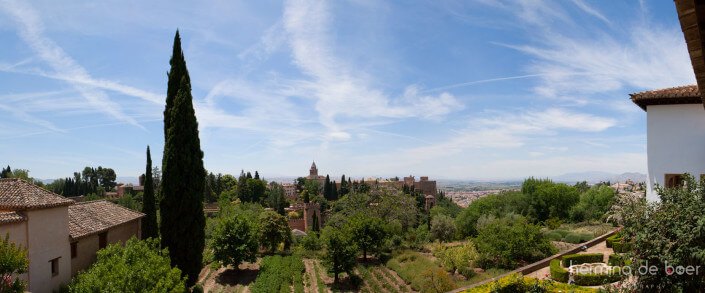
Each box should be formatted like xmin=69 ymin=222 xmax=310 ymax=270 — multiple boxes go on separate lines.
xmin=250 ymin=255 xmax=305 ymax=293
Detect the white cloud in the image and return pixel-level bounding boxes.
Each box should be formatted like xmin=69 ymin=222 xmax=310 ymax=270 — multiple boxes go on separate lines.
xmin=0 ymin=0 xmax=145 ymax=128
xmin=282 ymin=0 xmax=462 ymax=132
xmin=570 ymin=0 xmax=610 ymax=25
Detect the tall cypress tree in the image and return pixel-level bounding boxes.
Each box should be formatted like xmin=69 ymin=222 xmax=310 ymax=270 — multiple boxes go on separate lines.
xmin=141 ymin=146 xmax=158 ymax=240
xmin=323 ymin=175 xmax=331 ymax=200
xmin=331 ymin=180 xmax=338 ymax=201
xmin=160 ymin=30 xmax=206 ymax=286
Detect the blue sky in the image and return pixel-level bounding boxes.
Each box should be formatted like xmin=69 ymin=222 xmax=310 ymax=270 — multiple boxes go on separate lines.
xmin=0 ymin=0 xmax=696 ymax=181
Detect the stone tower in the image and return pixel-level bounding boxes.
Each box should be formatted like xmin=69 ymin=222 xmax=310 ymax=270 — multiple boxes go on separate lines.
xmin=309 ymin=161 xmax=318 ymax=177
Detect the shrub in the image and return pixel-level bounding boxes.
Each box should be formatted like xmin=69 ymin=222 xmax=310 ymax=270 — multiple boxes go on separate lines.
xmin=545 ymin=217 xmax=562 ymax=230
xmin=562 ymin=232 xmax=592 ymax=244
xmin=561 ymin=253 xmax=603 ymax=268
xmin=572 ymin=267 xmax=621 ymax=286
xmin=612 ymin=239 xmax=632 ymax=253
xmin=434 ymin=243 xmax=477 ymax=273
xmin=607 ymin=254 xmax=631 ymax=266
xmin=544 ymin=231 xmax=563 ymax=242
xmin=465 ymin=273 xmax=598 ymax=293
xmin=300 ymin=232 xmax=322 ymax=251
xmin=549 ymin=259 xmax=568 ymax=282
xmin=69 ymin=237 xmax=186 ymax=292
xmin=458 ymin=266 xmax=477 ymax=279
xmin=420 ymin=267 xmax=456 ymax=293
xmin=0 ymin=233 xmax=28 ymax=293
xmin=552 ymin=229 xmax=570 ymax=238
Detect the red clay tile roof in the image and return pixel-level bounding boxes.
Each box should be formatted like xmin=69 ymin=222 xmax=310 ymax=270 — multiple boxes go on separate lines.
xmin=68 ymin=200 xmax=144 ymax=240
xmin=630 ymin=85 xmax=701 ymax=111
xmin=0 ymin=178 xmax=74 ymax=210
xmin=0 ymin=211 xmax=26 ymax=224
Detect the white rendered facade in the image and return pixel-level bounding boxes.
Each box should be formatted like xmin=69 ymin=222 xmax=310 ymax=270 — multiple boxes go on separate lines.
xmin=645 ymin=103 xmax=705 ymax=201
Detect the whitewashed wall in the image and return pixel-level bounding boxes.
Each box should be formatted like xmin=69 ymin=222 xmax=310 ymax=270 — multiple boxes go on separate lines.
xmin=646 ymin=103 xmax=705 ymax=201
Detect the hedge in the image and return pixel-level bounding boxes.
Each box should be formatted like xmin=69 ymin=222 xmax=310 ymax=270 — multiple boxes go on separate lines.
xmin=550 ymin=259 xmax=569 ymax=282
xmin=612 ymin=240 xmax=632 ymax=253
xmin=561 ymin=253 xmax=604 ymax=268
xmin=563 ymin=233 xmax=593 ymax=244
xmin=553 ymin=229 xmax=571 ymax=238
xmin=544 ymin=231 xmax=563 ymax=241
xmin=607 ymin=254 xmax=631 ymax=266
xmin=605 ymin=234 xmax=621 ymax=248
xmin=573 ymin=267 xmax=622 ymax=286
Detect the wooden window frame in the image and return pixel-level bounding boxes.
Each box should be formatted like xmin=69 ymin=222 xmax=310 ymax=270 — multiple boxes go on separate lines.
xmin=50 ymin=257 xmax=60 ymax=277
xmin=665 ymin=174 xmax=684 ymax=188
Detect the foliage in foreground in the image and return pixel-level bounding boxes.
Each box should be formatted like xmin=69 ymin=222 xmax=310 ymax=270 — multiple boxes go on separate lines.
xmin=0 ymin=233 xmax=28 ymax=293
xmin=249 ymin=255 xmax=305 ymax=293
xmin=620 ymin=174 xmax=705 ymax=291
xmin=463 ymin=273 xmax=598 ymax=293
xmin=69 ymin=237 xmax=186 ymax=292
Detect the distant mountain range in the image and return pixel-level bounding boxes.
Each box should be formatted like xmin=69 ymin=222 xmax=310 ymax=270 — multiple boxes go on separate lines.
xmin=553 ymin=172 xmax=646 ymax=184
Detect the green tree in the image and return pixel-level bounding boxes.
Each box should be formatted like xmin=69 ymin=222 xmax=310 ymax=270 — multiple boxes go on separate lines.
xmin=345 ymin=215 xmax=386 ymax=260
xmin=474 ymin=216 xmax=555 ymax=269
xmin=301 ymin=190 xmax=310 ymax=203
xmin=141 ymin=146 xmax=158 ymax=239
xmin=246 ymin=178 xmax=266 ymax=203
xmin=322 ymin=227 xmax=358 ymax=283
xmin=84 ymin=193 xmax=101 ymax=201
xmin=210 ymin=214 xmax=258 ymax=269
xmin=323 ymin=175 xmax=332 ymax=200
xmin=430 ymin=214 xmax=456 ymax=243
xmin=0 ymin=233 xmax=28 ymax=293
xmin=69 ymin=237 xmax=186 ymax=292
xmin=570 ymin=185 xmax=616 ymax=222
xmin=331 ymin=180 xmax=338 ymax=201
xmin=266 ymin=182 xmax=287 ymax=215
xmin=0 ymin=166 xmax=11 ymax=179
xmin=117 ymin=193 xmax=141 ymax=211
xmin=259 ymin=211 xmax=292 ymax=252
xmin=254 ymin=171 xmax=260 ymax=180
xmin=159 ymin=30 xmax=206 ymax=286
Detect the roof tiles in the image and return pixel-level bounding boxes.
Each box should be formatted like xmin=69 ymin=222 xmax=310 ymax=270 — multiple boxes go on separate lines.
xmin=0 ymin=211 xmax=26 ymax=224
xmin=0 ymin=178 xmax=74 ymax=210
xmin=68 ymin=200 xmax=144 ymax=240
xmin=630 ymin=85 xmax=701 ymax=111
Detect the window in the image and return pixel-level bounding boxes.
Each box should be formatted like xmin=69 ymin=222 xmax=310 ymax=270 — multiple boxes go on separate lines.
xmin=50 ymin=257 xmax=60 ymax=277
xmin=99 ymin=232 xmax=107 ymax=249
xmin=665 ymin=174 xmax=684 ymax=188
xmin=71 ymin=242 xmax=77 ymax=259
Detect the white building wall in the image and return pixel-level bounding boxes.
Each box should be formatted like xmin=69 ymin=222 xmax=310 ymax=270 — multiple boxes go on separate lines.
xmin=26 ymin=207 xmax=72 ymax=293
xmin=646 ymin=104 xmax=705 ymax=201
